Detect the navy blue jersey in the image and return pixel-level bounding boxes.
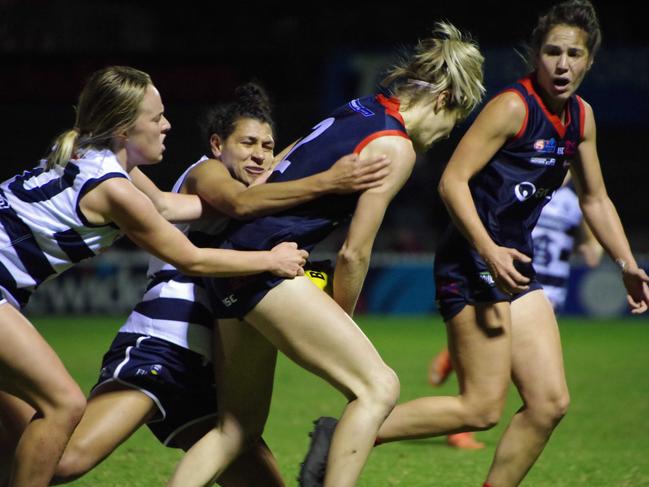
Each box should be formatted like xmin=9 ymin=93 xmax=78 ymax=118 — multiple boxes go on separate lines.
xmin=439 ymin=75 xmax=585 ymax=258
xmin=204 ymin=94 xmax=410 ymax=318
xmin=223 ymin=94 xmax=409 ymax=253
xmin=434 ymin=75 xmax=585 ymax=319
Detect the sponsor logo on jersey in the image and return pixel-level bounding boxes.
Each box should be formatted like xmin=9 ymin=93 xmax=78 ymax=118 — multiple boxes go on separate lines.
xmin=533 ymin=138 xmax=557 ymax=153
xmin=529 ymin=157 xmax=556 ymax=166
xmin=349 ymin=99 xmax=375 ymax=117
xmin=479 ymin=271 xmax=495 ymax=287
xmin=514 ymin=182 xmax=554 ymax=201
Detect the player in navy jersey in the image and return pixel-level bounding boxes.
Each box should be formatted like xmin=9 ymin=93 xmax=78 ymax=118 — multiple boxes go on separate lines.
xmin=426 ymin=174 xmax=602 ymax=451
xmin=30 ymin=83 xmax=386 ymax=487
xmin=167 ymin=22 xmax=486 ymax=487
xmin=0 ymin=67 xmax=309 ymax=487
xmin=361 ymin=2 xmax=649 ymax=486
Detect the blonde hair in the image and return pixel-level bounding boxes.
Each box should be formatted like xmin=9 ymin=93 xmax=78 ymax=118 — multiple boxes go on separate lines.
xmin=382 ymin=22 xmax=485 ymax=119
xmin=46 ymin=66 xmax=152 ymax=169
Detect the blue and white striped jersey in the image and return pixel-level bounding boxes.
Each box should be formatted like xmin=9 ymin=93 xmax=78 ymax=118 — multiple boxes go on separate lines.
xmin=0 ymin=148 xmax=128 ymax=308
xmin=119 ymin=156 xmax=229 ymax=359
xmin=532 ymin=184 xmax=582 ymax=309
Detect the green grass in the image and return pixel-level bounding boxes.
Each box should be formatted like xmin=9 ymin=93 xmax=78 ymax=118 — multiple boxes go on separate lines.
xmin=32 ymin=315 xmax=649 ymax=486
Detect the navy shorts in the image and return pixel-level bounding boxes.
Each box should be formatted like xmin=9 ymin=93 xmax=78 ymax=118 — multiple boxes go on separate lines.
xmin=91 ymin=332 xmax=217 ymax=448
xmin=434 ymin=240 xmax=542 ymax=321
xmin=203 ymin=272 xmax=284 ymax=319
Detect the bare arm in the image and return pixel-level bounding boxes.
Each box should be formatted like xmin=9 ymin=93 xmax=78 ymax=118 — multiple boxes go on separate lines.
xmin=130 ymin=167 xmax=205 ymax=222
xmin=184 ymin=154 xmax=390 ymax=219
xmin=576 ymin=218 xmax=603 ymax=267
xmin=333 ymin=137 xmax=416 ymax=315
xmin=438 ymin=92 xmax=532 ymax=293
xmin=80 ymin=178 xmax=308 ymax=278
xmin=570 ymin=101 xmax=649 ymax=313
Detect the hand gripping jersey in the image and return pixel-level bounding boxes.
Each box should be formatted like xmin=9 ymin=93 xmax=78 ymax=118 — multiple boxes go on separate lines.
xmin=0 ymin=149 xmax=128 ymax=308
xmin=119 ymin=156 xmax=230 ymax=359
xmin=434 ymin=75 xmax=586 ymax=319
xmin=531 ymin=184 xmax=582 ymax=309
xmin=206 ymin=93 xmax=410 ymax=318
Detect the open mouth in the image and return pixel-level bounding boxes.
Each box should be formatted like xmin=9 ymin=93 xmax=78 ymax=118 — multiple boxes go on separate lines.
xmin=554 ymin=78 xmax=570 ymax=88
xmin=245 ymin=166 xmax=265 ymax=175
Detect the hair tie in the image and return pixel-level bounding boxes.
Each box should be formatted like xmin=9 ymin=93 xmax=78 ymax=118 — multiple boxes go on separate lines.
xmin=407 ymin=79 xmax=435 ymax=89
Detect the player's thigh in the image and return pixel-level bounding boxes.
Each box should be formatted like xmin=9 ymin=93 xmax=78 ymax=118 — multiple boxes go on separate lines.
xmin=245 ymin=276 xmax=392 ymax=400
xmin=0 ymin=304 xmax=81 ymax=408
xmin=213 ymin=317 xmax=277 ymax=424
xmin=447 ymin=301 xmax=512 ymax=400
xmin=67 ymin=383 xmax=156 ymax=458
xmin=509 ymin=290 xmax=568 ymax=403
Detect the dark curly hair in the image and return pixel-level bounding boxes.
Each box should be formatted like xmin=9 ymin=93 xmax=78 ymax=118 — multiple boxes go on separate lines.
xmin=201 ymin=82 xmax=274 ymax=154
xmin=527 ymin=0 xmax=601 ymax=66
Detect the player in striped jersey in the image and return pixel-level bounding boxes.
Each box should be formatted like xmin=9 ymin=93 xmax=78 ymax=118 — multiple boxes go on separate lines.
xmin=532 ymin=178 xmax=603 ymax=309
xmin=43 ymin=84 xmax=388 ymax=486
xmin=0 ymin=67 xmax=309 ymax=487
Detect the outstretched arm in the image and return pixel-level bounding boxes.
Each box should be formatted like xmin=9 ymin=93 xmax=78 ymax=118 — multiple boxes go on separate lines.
xmin=333 ymin=137 xmax=416 ymax=315
xmin=130 ymin=167 xmax=206 ymax=222
xmin=184 ymin=154 xmax=390 ymax=220
xmin=571 ymin=100 xmax=649 ymax=313
xmin=80 ymin=177 xmax=308 ymax=278
xmin=438 ymin=92 xmax=532 ymax=294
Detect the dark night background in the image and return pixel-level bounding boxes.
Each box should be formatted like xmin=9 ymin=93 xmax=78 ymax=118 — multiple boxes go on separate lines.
xmin=1 ymin=1 xmax=647 ymax=253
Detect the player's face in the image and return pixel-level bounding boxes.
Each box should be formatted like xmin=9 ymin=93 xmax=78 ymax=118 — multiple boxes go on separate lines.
xmin=220 ymin=118 xmax=275 ymax=186
xmin=536 ymin=24 xmax=591 ymax=107
xmin=124 ymin=84 xmax=171 ymax=166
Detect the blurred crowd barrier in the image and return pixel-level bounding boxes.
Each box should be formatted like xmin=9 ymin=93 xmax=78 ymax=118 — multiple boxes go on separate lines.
xmin=25 ymin=251 xmax=649 ymax=318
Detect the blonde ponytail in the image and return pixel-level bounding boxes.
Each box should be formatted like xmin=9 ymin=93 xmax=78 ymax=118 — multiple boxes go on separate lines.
xmin=46 ymin=128 xmax=81 ymax=169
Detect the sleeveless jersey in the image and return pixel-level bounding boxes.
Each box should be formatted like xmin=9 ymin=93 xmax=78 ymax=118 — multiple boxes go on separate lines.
xmin=0 ymin=148 xmax=128 ymax=308
xmin=438 ymin=75 xmax=585 ymax=264
xmin=120 ymin=156 xmax=230 ymax=359
xmin=531 ymin=184 xmax=582 ymax=308
xmin=222 ymin=93 xmax=409 ymax=253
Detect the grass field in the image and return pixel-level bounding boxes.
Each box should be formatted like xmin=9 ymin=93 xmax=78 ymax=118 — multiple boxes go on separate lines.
xmin=33 ymin=314 xmax=649 ymax=486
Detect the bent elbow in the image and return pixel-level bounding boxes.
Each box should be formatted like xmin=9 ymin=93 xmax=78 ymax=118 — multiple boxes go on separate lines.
xmin=337 ymin=245 xmax=370 ymax=268
xmin=172 ymin=250 xmax=204 ymax=276
xmin=438 ymin=176 xmax=451 ymax=204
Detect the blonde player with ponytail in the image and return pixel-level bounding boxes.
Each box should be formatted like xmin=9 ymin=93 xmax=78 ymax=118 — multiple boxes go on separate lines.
xmin=168 ymin=21 xmax=485 ymax=487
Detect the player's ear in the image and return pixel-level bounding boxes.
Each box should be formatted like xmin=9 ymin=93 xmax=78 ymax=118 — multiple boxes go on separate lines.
xmin=433 ymin=90 xmax=450 ymax=113
xmin=210 ymin=134 xmax=223 ymax=159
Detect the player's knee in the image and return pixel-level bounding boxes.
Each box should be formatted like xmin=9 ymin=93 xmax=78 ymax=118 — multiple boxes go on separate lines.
xmin=463 ymin=398 xmax=505 ymax=430
xmin=530 ymin=392 xmax=570 ymax=428
xmin=42 ymin=386 xmax=86 ymax=433
xmin=365 ymin=366 xmax=400 ymax=414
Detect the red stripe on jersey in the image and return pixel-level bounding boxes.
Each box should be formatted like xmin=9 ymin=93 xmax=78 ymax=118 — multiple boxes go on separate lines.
xmin=376 ymin=94 xmax=406 ymax=126
xmin=576 ymin=95 xmax=586 ymax=140
xmin=354 ymin=130 xmax=410 ymax=154
xmin=500 ymin=88 xmax=529 ymax=140
xmin=520 ymin=76 xmax=571 ymax=139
